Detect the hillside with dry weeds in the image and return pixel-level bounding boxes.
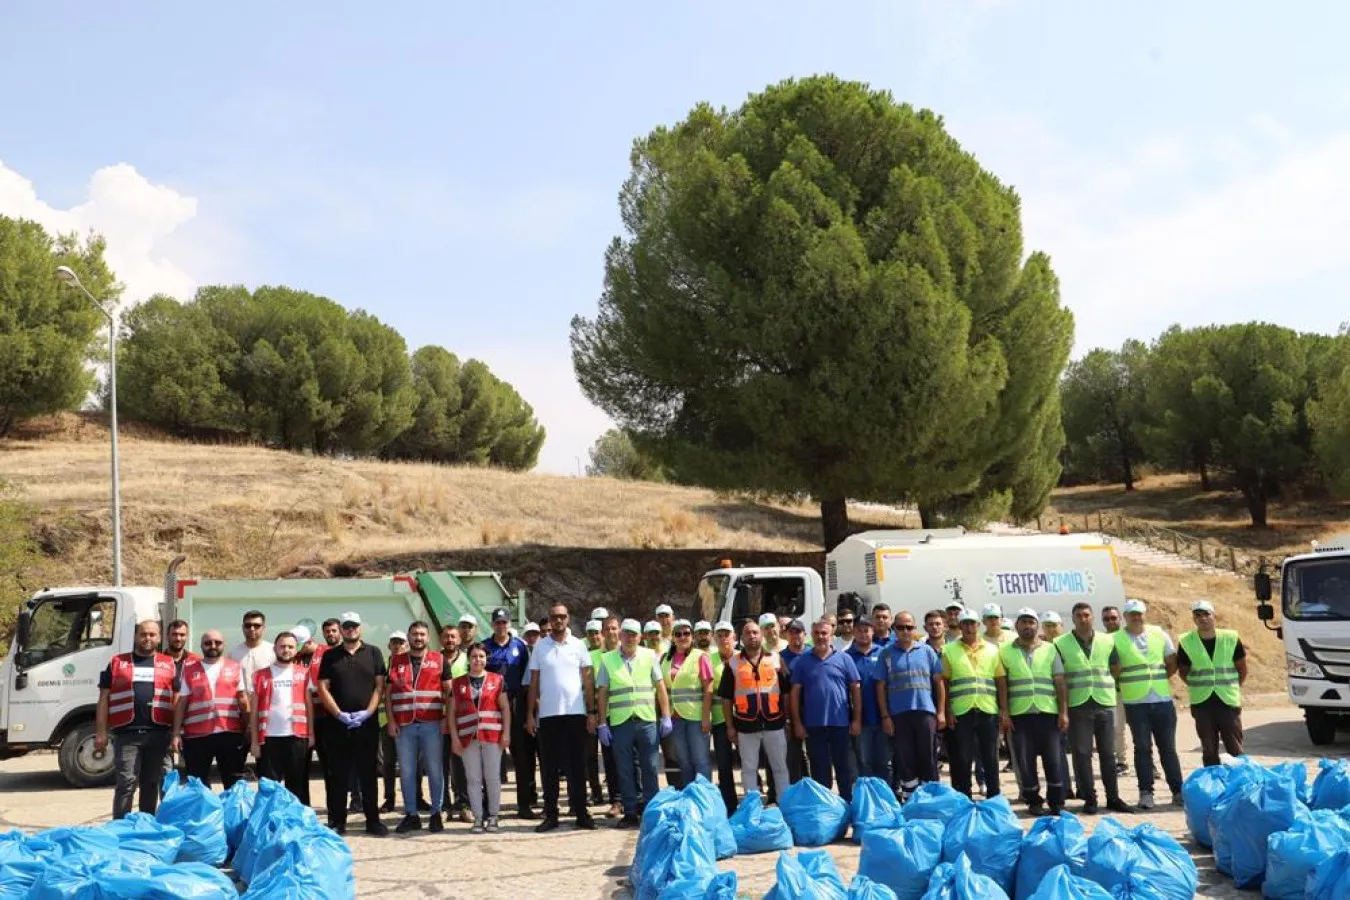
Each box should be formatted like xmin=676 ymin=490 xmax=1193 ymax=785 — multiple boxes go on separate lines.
xmin=2 ymin=413 xmax=1287 ymax=694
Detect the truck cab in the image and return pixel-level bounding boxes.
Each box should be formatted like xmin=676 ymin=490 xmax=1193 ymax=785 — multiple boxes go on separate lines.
xmin=1256 ymin=532 xmax=1350 ymax=745
xmin=0 ymin=585 xmax=162 ymax=787
xmin=697 ymin=560 xmax=828 ymax=635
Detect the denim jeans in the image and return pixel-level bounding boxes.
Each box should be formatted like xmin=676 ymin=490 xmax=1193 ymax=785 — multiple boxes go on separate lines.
xmin=805 ymin=726 xmax=856 ymax=801
xmin=611 ymin=719 xmax=661 ymax=816
xmin=855 ymin=725 xmax=892 ymax=782
xmin=395 ymin=721 xmax=444 ymax=815
xmin=670 ymin=717 xmax=712 ymax=784
xmin=1124 ymin=701 xmax=1185 ymax=795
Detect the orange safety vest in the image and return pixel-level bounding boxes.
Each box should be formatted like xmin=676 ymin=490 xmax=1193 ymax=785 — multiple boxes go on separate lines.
xmin=730 ymin=650 xmax=783 ymax=725
xmin=181 ymin=658 xmax=244 ymax=737
xmin=107 ymin=653 xmax=176 ymax=729
xmin=451 ymin=672 xmax=505 ymax=744
xmin=306 ymin=646 xmax=327 ymax=717
xmin=388 ymin=651 xmax=446 ymax=725
xmin=253 ymin=665 xmax=310 ymax=740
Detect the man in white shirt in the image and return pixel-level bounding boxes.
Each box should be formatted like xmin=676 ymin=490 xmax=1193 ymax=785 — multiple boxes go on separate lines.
xmin=229 ymin=609 xmax=275 ymax=685
xmin=250 ymin=632 xmax=314 ymax=802
xmin=525 ymin=603 xmax=597 ymax=833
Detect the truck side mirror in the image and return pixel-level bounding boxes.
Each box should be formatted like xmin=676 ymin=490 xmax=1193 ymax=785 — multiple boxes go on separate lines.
xmin=15 ymin=609 xmax=30 ymax=649
xmin=1254 ymin=572 xmax=1272 ymax=602
xmin=1257 ymin=602 xmax=1274 ymax=622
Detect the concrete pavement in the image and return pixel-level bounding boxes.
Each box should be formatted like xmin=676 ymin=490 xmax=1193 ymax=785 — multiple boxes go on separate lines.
xmin=0 ymin=702 xmax=1343 ymax=898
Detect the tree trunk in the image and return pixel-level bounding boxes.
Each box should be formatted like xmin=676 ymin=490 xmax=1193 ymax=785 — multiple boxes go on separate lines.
xmin=1198 ymin=461 xmax=1211 ymax=491
xmin=1239 ymin=478 xmax=1269 ymax=528
xmin=1120 ymin=447 xmax=1135 ymax=492
xmin=819 ymin=495 xmax=849 ymax=552
xmin=919 ymin=505 xmax=939 ymax=529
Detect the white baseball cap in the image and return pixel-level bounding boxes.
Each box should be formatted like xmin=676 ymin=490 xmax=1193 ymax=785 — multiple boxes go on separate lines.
xmin=694 ymin=620 xmax=712 ymax=632
xmin=673 ymin=618 xmax=692 ymax=631
xmin=644 ymin=620 xmax=661 ymax=633
xmin=1192 ymin=600 xmax=1215 ymax=614
xmin=621 ymin=618 xmax=643 ymax=634
xmin=590 ymin=607 xmax=610 ymax=622
xmin=1039 ymin=610 xmax=1063 ymax=625
xmin=958 ymin=608 xmax=980 ymax=623
xmin=1014 ymin=607 xmax=1038 ymax=621
xmin=389 ymin=630 xmax=407 ymax=642
xmin=1123 ymin=599 xmax=1147 ymax=615
xmin=714 ymin=621 xmax=735 ymax=634
xmin=655 ymin=604 xmax=675 ymax=616
xmin=339 ymin=611 xmax=361 ymax=626
xmin=585 ymin=619 xmax=602 ymax=633
xmin=523 ymin=622 xmax=540 ymax=634
xmin=758 ymin=612 xmax=778 ymax=627
xmin=290 ymin=625 xmax=311 ymax=645
xmin=982 ymin=603 xmax=1003 ymax=619
xmin=458 ymin=614 xmax=477 ymax=626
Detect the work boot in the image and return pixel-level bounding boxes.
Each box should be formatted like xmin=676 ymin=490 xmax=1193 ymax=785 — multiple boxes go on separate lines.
xmin=428 ymin=813 xmax=444 ymax=833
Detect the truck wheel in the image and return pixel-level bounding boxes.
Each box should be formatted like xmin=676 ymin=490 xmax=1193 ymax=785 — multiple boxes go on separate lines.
xmin=58 ymin=721 xmax=116 ymax=788
xmin=1306 ymin=709 xmax=1338 ymax=746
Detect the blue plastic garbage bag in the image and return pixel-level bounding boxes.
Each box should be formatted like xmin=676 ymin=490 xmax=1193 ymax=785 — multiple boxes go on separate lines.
xmin=100 ymin=861 xmax=237 ymax=900
xmin=780 ymin=778 xmax=851 ymax=846
xmin=763 ymin=849 xmax=848 ymax=900
xmin=1023 ymin=865 xmax=1111 ymax=900
xmin=242 ymin=841 xmax=356 ymax=900
xmin=922 ymin=854 xmax=1011 ymax=900
xmin=1084 ymin=819 xmax=1196 ymax=900
xmin=1312 ymin=758 xmax=1350 ymax=810
xmin=1015 ymin=812 xmax=1087 ymax=899
xmin=30 ymin=826 xmax=120 ymax=866
xmin=640 ymin=822 xmax=717 ymax=900
xmin=23 ymin=856 xmax=123 ymax=900
xmin=1211 ymin=764 xmax=1306 ymax=888
xmin=220 ymin=779 xmax=256 ymax=856
xmin=233 ymin=778 xmax=303 ymax=882
xmin=1308 ymin=848 xmax=1350 ymax=900
xmin=1104 ymin=872 xmax=1169 ymax=900
xmin=661 ymin=869 xmax=738 ymax=899
xmin=0 ymin=859 xmax=44 ymax=898
xmin=728 ymin=792 xmax=794 ymax=854
xmin=155 ymin=771 xmax=227 ymax=866
xmin=634 ymin=812 xmax=717 ymax=900
xmin=904 ymin=782 xmax=973 ymax=823
xmin=683 ymin=775 xmax=737 ymax=859
xmin=102 ymin=812 xmax=184 ymax=865
xmin=1270 ymin=760 xmax=1311 ymax=803
xmin=852 ymin=777 xmax=902 ymax=842
xmin=1207 ymin=760 xmax=1269 ymax=874
xmin=848 ymin=875 xmax=899 ymax=900
xmin=249 ymin=815 xmax=354 ymax=900
xmin=941 ymin=795 xmax=1021 ymax=896
xmin=1263 ymin=809 xmax=1350 ymax=900
xmin=858 ymin=820 xmax=945 ymax=900
xmin=1180 ymin=765 xmax=1230 ymax=847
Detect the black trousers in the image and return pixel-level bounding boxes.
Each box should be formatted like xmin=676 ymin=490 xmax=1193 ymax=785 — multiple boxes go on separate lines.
xmin=950 ymin=710 xmax=1001 ymax=799
xmin=320 ymin=717 xmax=380 ymax=829
xmin=891 ymin=710 xmax=939 ymax=794
xmin=711 ymin=723 xmax=738 ymax=814
xmin=261 ymin=735 xmax=311 ymax=804
xmin=585 ymin=731 xmax=605 ymax=801
xmin=1012 ymin=712 xmax=1066 ymax=808
xmin=182 ymin=731 xmax=247 ymax=790
xmin=600 ymin=742 xmax=620 ymax=805
xmin=1068 ymin=702 xmax=1120 ymax=804
xmin=380 ymin=729 xmax=397 ymax=804
xmin=510 ymin=692 xmax=538 ymax=810
xmin=538 ymin=714 xmax=589 ymax=819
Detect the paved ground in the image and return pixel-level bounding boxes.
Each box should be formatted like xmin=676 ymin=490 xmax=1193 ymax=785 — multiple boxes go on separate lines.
xmin=0 ymin=703 xmax=1344 ymax=898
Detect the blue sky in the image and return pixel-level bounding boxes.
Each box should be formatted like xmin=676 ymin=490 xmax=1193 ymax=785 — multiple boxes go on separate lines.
xmin=3 ymin=1 xmax=1348 ymax=474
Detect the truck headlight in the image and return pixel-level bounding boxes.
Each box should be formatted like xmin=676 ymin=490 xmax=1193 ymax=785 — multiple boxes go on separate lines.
xmin=1288 ymin=654 xmax=1325 ymax=679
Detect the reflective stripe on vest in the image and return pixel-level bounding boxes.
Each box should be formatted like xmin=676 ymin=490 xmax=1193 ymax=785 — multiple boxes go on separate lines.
xmin=452 ymin=672 xmax=505 ymax=744
xmin=107 ymin=654 xmax=176 ymax=729
xmin=999 ymin=641 xmax=1059 ymax=716
xmin=1113 ymin=627 xmax=1172 ymax=702
xmin=943 ymin=641 xmax=998 ymax=716
xmin=709 ymin=652 xmax=728 ymax=726
xmin=1179 ymin=629 xmax=1241 ymax=708
xmin=663 ymin=648 xmax=707 ymax=721
xmin=602 ymin=648 xmax=657 ymax=725
xmin=731 ymin=651 xmax=783 ymax=724
xmin=254 ymin=666 xmax=309 ymax=740
xmin=388 ymin=651 xmax=446 ymax=725
xmin=1054 ymin=632 xmax=1117 ymax=708
xmin=181 ymin=658 xmax=244 ymax=736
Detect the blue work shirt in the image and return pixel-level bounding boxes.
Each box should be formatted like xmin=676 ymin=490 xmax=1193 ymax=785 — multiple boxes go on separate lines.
xmin=878 ymin=641 xmax=940 ymax=715
xmin=845 ymin=643 xmax=885 ymax=726
xmin=481 ymin=635 xmax=529 ymax=694
xmin=791 ymin=649 xmax=860 ymax=729
xmin=780 ymin=646 xmax=804 ymax=682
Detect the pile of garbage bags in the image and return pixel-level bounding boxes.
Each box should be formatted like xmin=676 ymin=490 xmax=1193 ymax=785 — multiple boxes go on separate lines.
xmin=0 ymin=775 xmax=353 ymax=899
xmin=629 ymin=777 xmax=1200 ymax=900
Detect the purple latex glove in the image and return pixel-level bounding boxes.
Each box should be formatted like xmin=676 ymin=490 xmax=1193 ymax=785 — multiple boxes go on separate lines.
xmin=597 ymin=724 xmax=613 ymax=747
xmin=659 ymin=716 xmax=673 ymax=738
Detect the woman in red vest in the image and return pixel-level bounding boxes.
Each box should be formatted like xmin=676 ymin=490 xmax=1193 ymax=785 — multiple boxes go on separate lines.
xmin=450 ymin=645 xmax=511 ymax=833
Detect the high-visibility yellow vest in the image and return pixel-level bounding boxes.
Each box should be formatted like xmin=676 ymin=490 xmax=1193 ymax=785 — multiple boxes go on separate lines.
xmin=1113 ymin=627 xmax=1171 ymax=702
xmin=1055 ymin=632 xmax=1117 ymax=708
xmin=999 ymin=641 xmax=1059 ymax=716
xmin=709 ymin=652 xmax=729 ymax=726
xmin=1179 ymin=629 xmax=1241 ymax=708
xmin=943 ymin=640 xmax=999 ymax=716
xmin=602 ymin=648 xmax=657 ymax=725
xmin=663 ymin=648 xmax=708 ymax=721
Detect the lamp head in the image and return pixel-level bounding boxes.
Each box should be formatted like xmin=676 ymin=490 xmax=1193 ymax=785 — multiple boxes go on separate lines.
xmin=55 ymin=265 xmax=80 ymax=287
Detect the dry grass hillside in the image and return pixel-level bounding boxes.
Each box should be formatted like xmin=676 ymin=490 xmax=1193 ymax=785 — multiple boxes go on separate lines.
xmin=2 ymin=414 xmax=1286 ymax=693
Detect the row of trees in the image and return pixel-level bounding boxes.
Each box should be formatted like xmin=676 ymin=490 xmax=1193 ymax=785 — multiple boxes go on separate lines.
xmin=1061 ymin=323 xmax=1350 ymax=525
xmin=573 ymin=76 xmax=1075 ymax=548
xmin=0 ymin=215 xmax=545 ymax=469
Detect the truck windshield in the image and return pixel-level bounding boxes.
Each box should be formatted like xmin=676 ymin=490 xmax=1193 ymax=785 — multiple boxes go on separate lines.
xmin=697 ymin=575 xmax=730 ymax=623
xmin=1284 ymin=558 xmax=1350 ymax=621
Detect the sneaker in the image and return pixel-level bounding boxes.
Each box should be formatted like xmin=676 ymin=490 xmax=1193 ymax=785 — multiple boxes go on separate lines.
xmin=535 ymin=817 xmax=559 ymax=833
xmin=458 ymin=808 xmax=474 ymax=824
xmin=607 ymin=802 xmax=623 ymax=819
xmin=1171 ymin=792 xmax=1183 ymax=807
xmin=470 ymin=818 xmax=486 ymax=834
xmin=1081 ymin=800 xmax=1099 ymax=815
xmin=365 ymin=821 xmax=390 ymax=837
xmin=1138 ymin=791 xmax=1155 ymax=810
xmin=616 ymin=814 xmax=640 ymax=829
xmin=576 ymin=814 xmax=597 ymax=830
xmin=1107 ymin=798 xmax=1136 ymax=814
xmin=394 ymin=814 xmax=421 ymax=834
xmin=1027 ymin=802 xmax=1045 ymax=817
xmin=486 ymin=817 xmax=501 ymax=833
xmin=1115 ymin=762 xmax=1129 ymax=775
xmin=428 ymin=813 xmax=444 ymax=833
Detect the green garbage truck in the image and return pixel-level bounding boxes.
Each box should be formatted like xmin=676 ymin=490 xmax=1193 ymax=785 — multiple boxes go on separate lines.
xmin=0 ymin=556 xmax=528 ymax=787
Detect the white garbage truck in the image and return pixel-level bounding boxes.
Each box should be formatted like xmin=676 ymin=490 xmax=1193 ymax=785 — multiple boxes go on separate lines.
xmin=1255 ymin=532 xmax=1350 ymax=745
xmin=697 ymin=528 xmax=1128 ymax=634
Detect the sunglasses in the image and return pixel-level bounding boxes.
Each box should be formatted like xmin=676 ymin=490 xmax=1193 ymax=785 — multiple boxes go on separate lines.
xmin=839 ymin=618 xmax=854 ymax=624
xmin=673 ymin=630 xmax=692 ymax=637
xmin=341 ymin=622 xmax=360 ymax=629
xmin=242 ymin=622 xmax=263 ymax=630
xmin=202 ymin=640 xmax=224 ymax=647
xmin=896 ymin=624 xmax=915 ymax=631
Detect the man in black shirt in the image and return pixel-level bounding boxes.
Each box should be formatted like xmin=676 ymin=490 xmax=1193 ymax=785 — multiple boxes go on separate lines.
xmin=317 ymin=611 xmax=389 ymax=836
xmin=96 ymin=620 xmax=175 ymax=819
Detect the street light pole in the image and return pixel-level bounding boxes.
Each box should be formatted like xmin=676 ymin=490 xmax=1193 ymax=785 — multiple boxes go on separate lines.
xmin=55 ymin=266 xmax=122 ymax=587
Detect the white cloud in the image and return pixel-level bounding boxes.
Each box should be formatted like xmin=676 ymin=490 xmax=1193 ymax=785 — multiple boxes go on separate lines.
xmin=0 ymin=160 xmax=201 ymax=305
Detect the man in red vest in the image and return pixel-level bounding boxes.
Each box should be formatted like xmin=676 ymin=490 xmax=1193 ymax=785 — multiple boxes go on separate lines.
xmin=170 ymin=629 xmax=249 ymax=788
xmin=385 ymin=620 xmax=449 ymax=833
xmin=96 ymin=620 xmax=176 ymax=819
xmin=250 ymin=632 xmax=315 ymax=802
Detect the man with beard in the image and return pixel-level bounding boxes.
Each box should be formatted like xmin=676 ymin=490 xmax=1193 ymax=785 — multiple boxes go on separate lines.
xmin=386 ymin=621 xmax=448 ymax=833
xmin=252 ymin=632 xmax=315 ymax=802
xmin=777 ymin=618 xmax=811 ymax=790
xmin=171 ymin=629 xmax=248 ymax=789
xmin=587 ymin=615 xmax=622 ymax=814
xmin=525 ymin=603 xmax=598 ymax=832
xmin=163 ymin=619 xmax=197 ymax=679
xmin=440 ymin=624 xmax=472 ymax=821
xmin=316 ymin=613 xmax=388 ymax=836
xmin=483 ymin=607 xmax=536 ymax=818
xmin=96 ymin=620 xmax=174 ymax=819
